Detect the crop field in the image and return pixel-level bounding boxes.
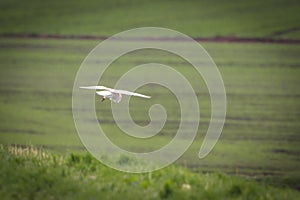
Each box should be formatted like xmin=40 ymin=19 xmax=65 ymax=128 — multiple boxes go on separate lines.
xmin=0 ymin=0 xmax=300 ymax=199
xmin=0 ymin=37 xmax=299 ymax=183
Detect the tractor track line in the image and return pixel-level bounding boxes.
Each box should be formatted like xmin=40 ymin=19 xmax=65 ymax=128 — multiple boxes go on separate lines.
xmin=1 ymin=33 xmax=300 ymax=44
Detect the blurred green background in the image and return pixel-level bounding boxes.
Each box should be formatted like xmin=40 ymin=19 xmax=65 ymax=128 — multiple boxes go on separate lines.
xmin=0 ymin=0 xmax=299 ymax=192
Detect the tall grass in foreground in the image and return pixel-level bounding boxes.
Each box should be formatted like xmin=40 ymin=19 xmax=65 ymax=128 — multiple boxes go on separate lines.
xmin=0 ymin=145 xmax=299 ymax=200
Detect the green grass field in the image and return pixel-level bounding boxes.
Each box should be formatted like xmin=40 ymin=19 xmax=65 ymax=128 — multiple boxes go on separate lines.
xmin=0 ymin=37 xmax=299 ymax=187
xmin=0 ymin=0 xmax=300 ymax=199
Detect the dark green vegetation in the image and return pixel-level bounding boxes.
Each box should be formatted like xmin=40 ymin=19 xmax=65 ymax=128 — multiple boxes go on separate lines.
xmin=1 ymin=146 xmax=299 ymax=200
xmin=0 ymin=0 xmax=299 ymax=39
xmin=0 ymin=0 xmax=300 ymax=199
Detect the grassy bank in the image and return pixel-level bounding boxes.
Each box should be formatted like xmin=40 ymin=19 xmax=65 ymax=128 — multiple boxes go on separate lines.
xmin=1 ymin=145 xmax=299 ymax=200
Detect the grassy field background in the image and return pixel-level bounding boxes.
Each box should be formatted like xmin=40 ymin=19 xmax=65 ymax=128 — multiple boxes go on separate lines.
xmin=0 ymin=0 xmax=300 ymax=199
